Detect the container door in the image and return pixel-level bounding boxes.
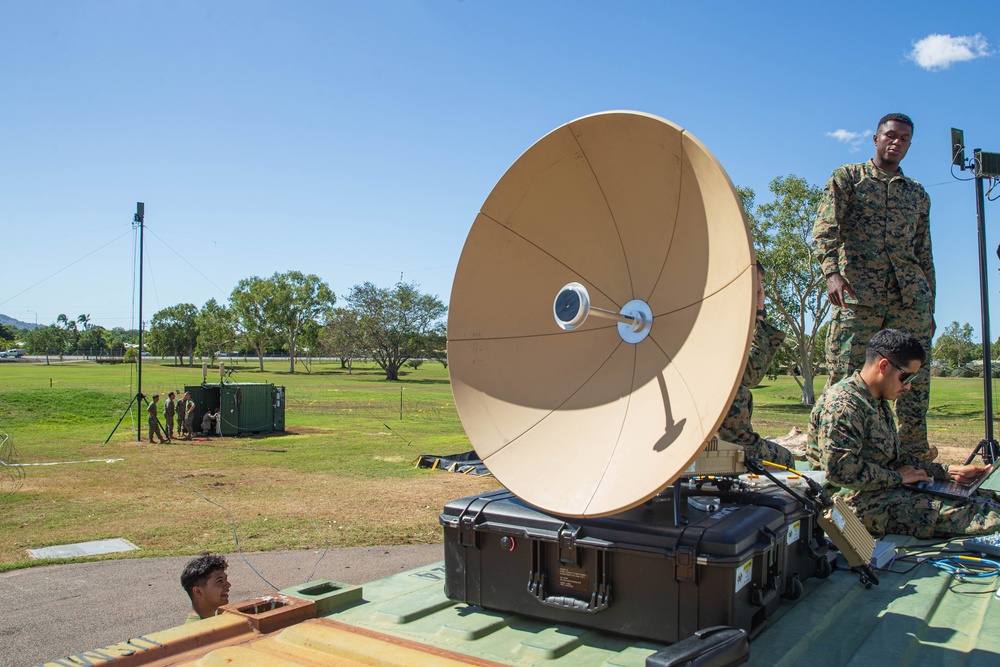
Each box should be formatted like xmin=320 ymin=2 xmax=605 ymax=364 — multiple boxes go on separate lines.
xmin=220 ymin=386 xmax=239 ymax=436
xmin=273 ymin=386 xmax=285 ymax=431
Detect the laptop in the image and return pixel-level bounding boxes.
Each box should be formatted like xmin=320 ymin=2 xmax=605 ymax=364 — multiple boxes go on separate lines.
xmin=905 ymin=465 xmax=994 ymax=500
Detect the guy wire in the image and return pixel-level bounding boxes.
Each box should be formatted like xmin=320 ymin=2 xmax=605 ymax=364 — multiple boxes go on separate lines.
xmin=131 ymin=227 xmax=333 ymax=588
xmin=133 ymin=439 xmax=281 ymax=591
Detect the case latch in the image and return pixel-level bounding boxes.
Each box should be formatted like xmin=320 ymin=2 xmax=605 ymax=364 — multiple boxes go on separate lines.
xmin=558 ymin=525 xmax=580 ymax=566
xmin=675 ymin=545 xmax=696 ymax=582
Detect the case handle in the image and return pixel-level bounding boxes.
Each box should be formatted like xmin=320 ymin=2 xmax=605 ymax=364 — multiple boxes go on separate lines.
xmin=527 ymin=572 xmax=611 ymax=613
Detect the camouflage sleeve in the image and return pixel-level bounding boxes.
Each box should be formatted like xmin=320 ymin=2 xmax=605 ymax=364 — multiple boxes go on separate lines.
xmin=811 ymin=169 xmax=850 ymax=277
xmin=914 ymin=187 xmax=935 ymax=312
xmin=819 ymin=402 xmax=904 ymax=491
xmin=742 ymin=319 xmax=786 ymax=388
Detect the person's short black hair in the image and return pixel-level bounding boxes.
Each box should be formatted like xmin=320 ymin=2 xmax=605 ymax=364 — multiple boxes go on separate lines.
xmin=168 ymin=392 xmax=175 ymax=398
xmin=181 ymin=553 xmax=228 ymax=601
xmin=865 ymin=328 xmax=925 ymax=366
xmin=877 ymin=113 xmax=914 ymax=133
xmin=152 ymin=394 xmax=159 ymax=400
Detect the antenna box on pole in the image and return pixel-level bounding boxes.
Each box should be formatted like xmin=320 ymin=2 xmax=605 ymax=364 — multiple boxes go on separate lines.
xmin=977 ymin=151 xmax=1000 ymax=178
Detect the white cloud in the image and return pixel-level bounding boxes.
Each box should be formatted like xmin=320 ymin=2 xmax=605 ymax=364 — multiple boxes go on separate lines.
xmin=826 ymin=129 xmax=871 ymax=153
xmin=908 ymin=33 xmax=991 ymax=71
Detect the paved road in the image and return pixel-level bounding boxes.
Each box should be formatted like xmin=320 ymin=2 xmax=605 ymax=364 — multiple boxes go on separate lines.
xmin=1 ymin=544 xmax=443 ymax=667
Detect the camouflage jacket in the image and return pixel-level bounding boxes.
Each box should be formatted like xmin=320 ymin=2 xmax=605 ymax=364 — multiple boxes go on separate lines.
xmin=807 ymin=372 xmax=947 ymax=500
xmin=718 ymin=318 xmax=785 ymax=448
xmin=811 ymin=160 xmax=934 ymax=310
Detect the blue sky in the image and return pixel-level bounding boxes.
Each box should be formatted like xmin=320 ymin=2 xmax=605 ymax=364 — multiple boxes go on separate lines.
xmin=1 ymin=1 xmax=998 ymax=344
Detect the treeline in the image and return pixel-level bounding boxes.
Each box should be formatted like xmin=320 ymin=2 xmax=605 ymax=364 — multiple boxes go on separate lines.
xmin=10 ymin=272 xmax=447 ymax=381
xmin=10 ymin=314 xmax=138 ymax=364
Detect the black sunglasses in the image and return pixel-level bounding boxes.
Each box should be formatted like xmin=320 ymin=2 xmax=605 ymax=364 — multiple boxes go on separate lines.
xmin=883 ymin=356 xmax=915 ymax=384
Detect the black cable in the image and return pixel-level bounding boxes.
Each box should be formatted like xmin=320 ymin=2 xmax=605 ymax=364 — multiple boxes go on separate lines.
xmin=132 ymin=439 xmax=281 ymax=591
xmin=0 ymin=427 xmax=26 ymax=496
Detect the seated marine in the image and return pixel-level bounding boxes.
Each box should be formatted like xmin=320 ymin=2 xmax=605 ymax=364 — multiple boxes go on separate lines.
xmin=717 ymin=260 xmax=796 ymax=470
xmin=807 ymin=328 xmax=1000 ymax=538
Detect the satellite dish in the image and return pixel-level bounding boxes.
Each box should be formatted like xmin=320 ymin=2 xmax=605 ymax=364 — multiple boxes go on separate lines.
xmin=447 ymin=111 xmax=755 ymax=518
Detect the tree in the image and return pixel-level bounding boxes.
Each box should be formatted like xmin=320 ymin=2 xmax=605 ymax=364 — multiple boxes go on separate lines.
xmin=77 ymin=314 xmax=91 ymax=331
xmin=26 ymin=325 xmax=60 ymax=364
xmin=346 ymin=282 xmax=447 ymax=381
xmin=77 ymin=325 xmax=109 ymax=357
xmin=318 ymin=307 xmax=364 ymax=372
xmin=148 ymin=304 xmax=199 ymax=364
xmin=55 ymin=313 xmax=77 ymax=354
xmin=742 ymin=175 xmax=827 ymax=404
xmin=230 ymin=276 xmax=278 ymax=372
xmin=296 ymin=320 xmax=321 ymax=373
xmin=196 ymin=298 xmax=235 ymax=364
xmin=934 ymin=322 xmax=977 ymax=368
xmin=107 ymin=327 xmax=137 ymax=356
xmin=267 ymin=271 xmax=336 ymax=373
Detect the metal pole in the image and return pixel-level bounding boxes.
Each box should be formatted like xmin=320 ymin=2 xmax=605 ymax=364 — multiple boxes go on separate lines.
xmin=136 ymin=203 xmax=145 ymax=442
xmin=975 ymin=167 xmax=996 ymax=449
xmin=105 ymin=203 xmax=147 ymax=445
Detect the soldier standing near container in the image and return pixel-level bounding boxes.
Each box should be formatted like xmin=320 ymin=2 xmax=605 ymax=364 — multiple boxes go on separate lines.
xmin=183 ymin=391 xmax=196 ymax=440
xmin=811 ymin=113 xmax=935 ymax=460
xmin=147 ymin=394 xmax=168 ymax=444
xmin=175 ymin=392 xmax=187 ymax=437
xmin=718 ymin=260 xmax=795 ymax=469
xmin=163 ymin=391 xmax=176 ymax=442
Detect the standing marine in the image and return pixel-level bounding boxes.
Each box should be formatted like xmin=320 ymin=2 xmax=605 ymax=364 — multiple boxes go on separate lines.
xmin=164 ymin=391 xmax=176 ymax=442
xmin=147 ymin=394 xmax=168 ymax=444
xmin=811 ymin=112 xmax=935 ymax=459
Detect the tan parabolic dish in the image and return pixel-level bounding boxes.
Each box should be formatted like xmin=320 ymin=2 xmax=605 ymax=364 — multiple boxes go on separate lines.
xmin=448 ymin=111 xmax=755 ymax=517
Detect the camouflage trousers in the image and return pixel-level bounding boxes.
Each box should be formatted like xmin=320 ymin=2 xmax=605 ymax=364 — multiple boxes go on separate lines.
xmin=825 ymin=298 xmax=934 ymax=458
xmin=746 ymin=436 xmax=795 ymax=470
xmin=147 ymin=416 xmax=164 ymax=442
xmin=847 ymin=488 xmax=1000 ymax=538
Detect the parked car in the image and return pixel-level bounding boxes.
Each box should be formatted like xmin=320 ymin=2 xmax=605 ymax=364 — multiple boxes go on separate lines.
xmin=1 ymin=349 xmax=25 ymax=358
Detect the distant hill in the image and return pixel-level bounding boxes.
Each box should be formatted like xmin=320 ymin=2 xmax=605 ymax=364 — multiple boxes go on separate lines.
xmin=0 ymin=314 xmax=38 ymax=330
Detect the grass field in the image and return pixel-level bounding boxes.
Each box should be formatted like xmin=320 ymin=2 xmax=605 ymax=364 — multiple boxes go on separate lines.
xmin=1 ymin=358 xmax=997 ymax=572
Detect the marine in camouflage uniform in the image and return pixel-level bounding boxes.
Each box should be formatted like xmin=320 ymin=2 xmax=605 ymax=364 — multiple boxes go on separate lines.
xmin=808 ymin=371 xmax=1000 ymax=538
xmin=811 ymin=114 xmax=935 ymax=460
xmin=718 ymin=317 xmax=795 ymax=469
xmin=163 ymin=391 xmax=175 ymax=441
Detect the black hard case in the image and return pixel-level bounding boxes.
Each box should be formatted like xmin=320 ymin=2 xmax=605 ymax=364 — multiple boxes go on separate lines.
xmin=686 ymin=482 xmax=830 ymax=597
xmin=441 ymin=490 xmax=786 ymax=644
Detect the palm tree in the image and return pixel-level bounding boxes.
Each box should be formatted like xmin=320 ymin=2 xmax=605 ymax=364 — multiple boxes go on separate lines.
xmin=55 ymin=313 xmax=76 ymax=331
xmin=77 ymin=314 xmax=91 ymax=331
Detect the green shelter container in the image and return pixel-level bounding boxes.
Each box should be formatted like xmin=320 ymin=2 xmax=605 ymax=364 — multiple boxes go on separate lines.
xmin=183 ymin=382 xmax=286 ymax=436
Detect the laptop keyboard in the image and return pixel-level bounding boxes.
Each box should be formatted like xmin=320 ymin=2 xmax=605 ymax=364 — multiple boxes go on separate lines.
xmin=915 ymin=479 xmax=973 ymax=497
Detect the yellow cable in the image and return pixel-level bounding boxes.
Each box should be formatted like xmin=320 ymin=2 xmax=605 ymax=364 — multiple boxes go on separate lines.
xmin=761 ymin=460 xmax=802 ymax=477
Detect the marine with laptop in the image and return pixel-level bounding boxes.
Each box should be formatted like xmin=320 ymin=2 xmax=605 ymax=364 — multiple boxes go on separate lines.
xmin=806 ymin=329 xmax=1000 ymax=538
